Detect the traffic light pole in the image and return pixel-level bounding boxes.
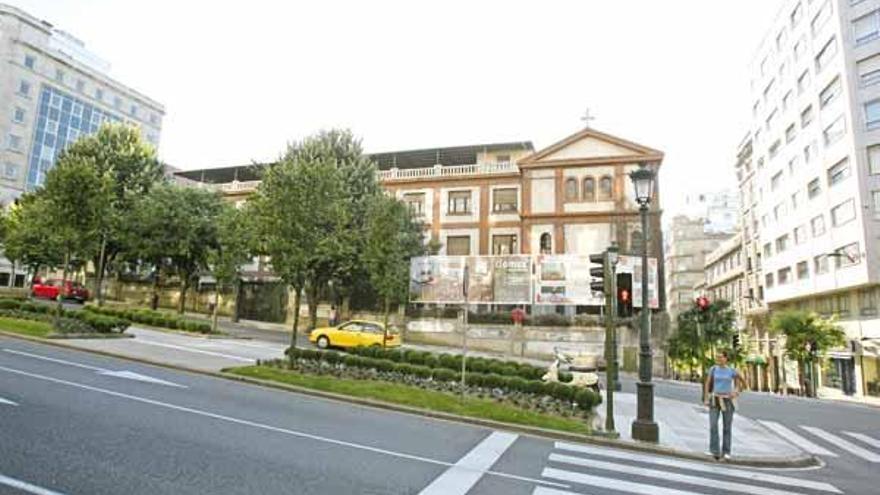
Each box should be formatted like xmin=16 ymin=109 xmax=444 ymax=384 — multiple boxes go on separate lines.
xmin=604 ymin=250 xmax=618 ymax=434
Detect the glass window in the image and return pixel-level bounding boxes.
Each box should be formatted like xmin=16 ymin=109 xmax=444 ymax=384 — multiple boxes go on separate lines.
xmin=797 ymin=261 xmax=809 ymax=280
xmin=859 ymin=287 xmax=879 ymax=316
xmin=598 ymin=176 xmax=613 ymax=200
xmin=834 ymin=242 xmax=860 ymax=267
xmin=797 ymin=70 xmax=810 ymax=93
xmin=827 ymin=158 xmax=851 ymax=186
xmin=130 ymin=104 xmax=138 ymax=118
xmin=783 ymin=90 xmax=793 ymax=111
xmin=792 ymin=191 xmax=802 ymax=209
xmin=6 ymin=134 xmax=21 ymax=151
xmin=55 ymin=69 xmax=64 ymax=83
xmin=815 ymin=37 xmax=838 ymax=72
xmin=492 ymin=188 xmax=517 ymax=212
xmin=831 ymin=198 xmax=856 ymax=227
xmin=785 ymin=123 xmax=797 ymax=143
xmin=95 ymin=88 xmax=104 ymax=101
xmin=582 ymin=177 xmax=595 ymax=201
xmin=819 ymin=77 xmax=841 ymax=108
xmin=814 ymin=254 xmax=830 ymax=274
xmin=854 ymin=9 xmax=880 ymax=45
xmin=835 ymin=293 xmax=851 ymax=317
xmin=872 ymin=190 xmax=880 ymax=218
xmin=492 ymin=235 xmax=517 ymax=255
xmin=12 ymin=107 xmax=25 ymax=123
xmin=564 ymin=178 xmax=578 ymax=201
xmin=811 ymin=214 xmax=826 ymax=236
xmin=791 ymin=2 xmax=803 ymax=26
xmin=778 ymin=267 xmax=792 ymax=285
xmin=801 ymin=105 xmax=813 ymax=128
xmin=771 ymin=171 xmax=783 ymax=191
xmin=76 ymin=79 xmax=85 ymax=92
xmin=804 ymin=140 xmax=817 ymax=163
xmin=447 ymin=190 xmax=471 ymax=214
xmin=869 ymin=145 xmax=880 ymax=175
xmin=539 ymin=233 xmax=552 ymax=254
xmin=811 ymin=1 xmax=833 ymax=36
xmin=446 ymin=236 xmax=470 ymax=256
xmin=765 ymin=273 xmax=774 ymax=288
xmin=763 ymin=242 xmax=773 ymax=257
xmin=495 ymin=154 xmax=511 ymax=164
xmin=403 ymin=192 xmax=426 ymax=216
xmin=3 ymin=162 xmax=18 ymax=179
xmin=776 ymin=234 xmax=790 ymax=253
xmin=17 ymin=80 xmax=30 ymax=97
xmin=114 ymin=96 xmax=122 ymax=108
xmin=866 ymin=100 xmax=880 ymax=130
xmin=150 ymin=114 xmax=159 ymax=126
xmin=795 ymin=224 xmax=807 ymax=244
xmin=858 ymin=54 xmax=880 ymax=87
xmin=24 ymin=54 xmax=35 ymax=69
xmin=823 ymin=115 xmax=846 ymax=146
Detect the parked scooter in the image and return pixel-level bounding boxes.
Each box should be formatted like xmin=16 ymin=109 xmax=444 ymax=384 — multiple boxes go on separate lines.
xmin=542 ymin=347 xmax=602 ymax=394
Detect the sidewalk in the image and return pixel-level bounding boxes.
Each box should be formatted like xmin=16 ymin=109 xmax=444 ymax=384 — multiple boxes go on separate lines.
xmin=595 ymin=393 xmax=805 ymax=462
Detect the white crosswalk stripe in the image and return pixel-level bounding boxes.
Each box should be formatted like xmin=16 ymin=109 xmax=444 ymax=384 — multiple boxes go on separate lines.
xmin=800 ymin=426 xmax=880 ymax=463
xmin=843 ymin=431 xmax=880 ymax=450
xmin=535 ymin=441 xmax=844 ymax=495
xmin=758 ymin=421 xmax=838 ymax=457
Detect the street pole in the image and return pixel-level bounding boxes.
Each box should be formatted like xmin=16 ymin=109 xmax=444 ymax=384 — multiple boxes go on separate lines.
xmin=604 ymin=248 xmax=618 ymax=434
xmin=461 ymin=264 xmax=469 ymax=401
xmin=632 ymin=201 xmax=659 ymax=442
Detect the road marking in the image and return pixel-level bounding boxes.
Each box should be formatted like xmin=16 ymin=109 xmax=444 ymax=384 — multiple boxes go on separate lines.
xmin=843 ymin=431 xmax=880 ymax=450
xmin=549 ymin=453 xmax=805 ymax=495
xmin=419 ymin=431 xmax=518 ymax=495
xmin=0 ymin=365 xmax=567 ymax=490
xmin=0 ymin=473 xmax=65 ymax=495
xmin=129 ymin=339 xmax=254 ymax=362
xmin=757 ymin=421 xmax=838 ymax=457
xmin=801 ymin=426 xmax=880 ymax=463
xmin=3 ymin=348 xmax=186 ymax=388
xmin=533 ymin=488 xmax=581 ymax=495
xmin=554 ymin=442 xmax=841 ymax=493
xmin=542 ymin=467 xmax=705 ymax=495
xmin=0 ymin=396 xmax=18 ymax=406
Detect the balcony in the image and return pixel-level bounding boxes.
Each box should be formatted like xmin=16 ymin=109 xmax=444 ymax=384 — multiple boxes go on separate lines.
xmin=378 ymin=162 xmax=519 ymax=182
xmin=201 ymin=180 xmax=262 ymax=194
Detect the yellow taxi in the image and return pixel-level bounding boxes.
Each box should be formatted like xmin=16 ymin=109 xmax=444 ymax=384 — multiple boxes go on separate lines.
xmin=308 ymin=320 xmax=401 ymax=349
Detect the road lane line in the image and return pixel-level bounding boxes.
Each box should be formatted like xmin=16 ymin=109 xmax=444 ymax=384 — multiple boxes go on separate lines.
xmin=0 ymin=365 xmax=567 ymax=490
xmin=542 ymin=467 xmax=705 ymax=495
xmin=128 ymin=339 xmax=255 ymax=362
xmin=0 ymin=473 xmax=65 ymax=495
xmin=549 ymin=453 xmax=806 ymax=495
xmin=533 ymin=487 xmax=582 ymax=495
xmin=757 ymin=421 xmax=838 ymax=457
xmin=843 ymin=431 xmax=880 ymax=450
xmin=801 ymin=426 xmax=880 ymax=463
xmin=554 ymin=442 xmax=841 ymax=493
xmin=0 ymin=396 xmax=18 ymax=406
xmin=4 ymin=348 xmax=105 ymax=371
xmin=418 ymin=431 xmax=518 ymax=495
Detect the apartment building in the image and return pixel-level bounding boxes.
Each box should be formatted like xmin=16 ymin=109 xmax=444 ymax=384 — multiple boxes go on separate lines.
xmin=0 ymin=3 xmax=164 ymax=204
xmin=177 ymin=127 xmax=667 ymax=314
xmin=746 ymin=0 xmax=880 ymax=402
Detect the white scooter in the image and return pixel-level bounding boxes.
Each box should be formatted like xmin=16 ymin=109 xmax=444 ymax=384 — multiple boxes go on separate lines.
xmin=542 ymin=347 xmax=602 ymax=394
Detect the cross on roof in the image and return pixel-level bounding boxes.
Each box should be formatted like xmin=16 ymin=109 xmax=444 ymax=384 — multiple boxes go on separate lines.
xmin=580 ymin=107 xmax=596 ymax=128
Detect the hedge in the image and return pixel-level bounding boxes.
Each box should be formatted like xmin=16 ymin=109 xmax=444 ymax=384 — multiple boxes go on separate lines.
xmin=84 ymin=305 xmax=212 ymax=334
xmin=0 ymin=308 xmax=127 ymax=334
xmin=285 ymin=347 xmax=600 ymax=410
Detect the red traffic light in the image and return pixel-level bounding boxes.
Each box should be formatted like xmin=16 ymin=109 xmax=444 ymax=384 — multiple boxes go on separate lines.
xmin=619 ymin=289 xmax=630 ymax=303
xmin=696 ymin=296 xmax=709 ymax=310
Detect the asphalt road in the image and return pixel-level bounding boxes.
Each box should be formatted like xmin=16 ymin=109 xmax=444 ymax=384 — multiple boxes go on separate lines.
xmin=1 ymin=337 xmax=878 ymax=495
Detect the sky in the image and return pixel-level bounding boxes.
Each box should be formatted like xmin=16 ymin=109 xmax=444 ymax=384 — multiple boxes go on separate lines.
xmin=10 ymin=0 xmax=785 ymax=217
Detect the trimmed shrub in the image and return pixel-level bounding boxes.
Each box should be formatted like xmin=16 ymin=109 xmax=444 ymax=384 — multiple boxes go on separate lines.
xmin=531 ymin=313 xmax=571 ymax=328
xmin=53 ymin=318 xmax=95 ymax=334
xmin=0 ymin=299 xmax=22 ymax=310
xmin=432 ymin=368 xmax=458 ymax=382
xmin=19 ymin=302 xmax=37 ymax=313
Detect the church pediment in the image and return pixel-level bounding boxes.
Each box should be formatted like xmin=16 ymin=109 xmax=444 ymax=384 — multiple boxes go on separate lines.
xmin=519 ymin=128 xmax=663 ymax=167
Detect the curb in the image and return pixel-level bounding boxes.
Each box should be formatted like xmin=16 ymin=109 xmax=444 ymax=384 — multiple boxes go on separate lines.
xmin=0 ymin=330 xmax=819 ymax=469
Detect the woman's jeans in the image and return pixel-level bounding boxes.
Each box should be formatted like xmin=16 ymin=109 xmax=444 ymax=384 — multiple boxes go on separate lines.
xmin=709 ymin=397 xmax=735 ymax=456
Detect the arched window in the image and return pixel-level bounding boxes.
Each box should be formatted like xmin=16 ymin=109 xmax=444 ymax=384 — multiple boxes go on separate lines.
xmin=582 ymin=177 xmax=595 ymax=201
xmin=540 ymin=233 xmax=552 ymax=254
xmin=564 ymin=178 xmax=578 ymax=201
xmin=631 ymin=230 xmax=644 ymax=253
xmin=599 ymin=176 xmax=613 ymax=200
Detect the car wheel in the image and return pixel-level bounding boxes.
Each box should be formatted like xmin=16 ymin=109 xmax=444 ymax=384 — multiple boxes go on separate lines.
xmin=317 ymin=336 xmax=330 ymax=349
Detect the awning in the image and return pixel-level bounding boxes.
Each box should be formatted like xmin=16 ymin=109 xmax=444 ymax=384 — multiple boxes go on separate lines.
xmin=861 ymin=339 xmax=880 ymax=357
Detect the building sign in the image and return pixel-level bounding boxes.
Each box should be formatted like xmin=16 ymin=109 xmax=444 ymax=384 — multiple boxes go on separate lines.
xmin=409 ymin=254 xmax=658 ymax=308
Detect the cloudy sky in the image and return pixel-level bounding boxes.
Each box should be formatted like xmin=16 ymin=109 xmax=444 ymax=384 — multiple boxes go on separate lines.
xmin=11 ymin=0 xmax=784 ymax=216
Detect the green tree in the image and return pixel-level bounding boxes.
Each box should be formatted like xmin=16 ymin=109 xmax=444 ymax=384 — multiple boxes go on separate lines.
xmin=57 ymin=123 xmax=163 ymax=305
xmin=667 ymin=299 xmax=737 ymax=382
xmin=363 ymin=195 xmax=425 ymax=345
xmin=40 ymin=155 xmax=113 ymax=314
xmin=770 ymin=310 xmax=845 ymax=396
xmin=206 ymin=204 xmax=257 ymax=332
xmin=251 ymin=135 xmax=347 ymax=351
xmin=126 ymin=184 xmax=224 ymax=313
xmin=3 ymin=194 xmax=64 ymax=287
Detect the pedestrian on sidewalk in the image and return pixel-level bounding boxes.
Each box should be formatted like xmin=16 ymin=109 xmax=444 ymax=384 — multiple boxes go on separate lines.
xmin=704 ymin=350 xmax=746 ymax=461
xmin=329 ymin=305 xmax=338 ymax=327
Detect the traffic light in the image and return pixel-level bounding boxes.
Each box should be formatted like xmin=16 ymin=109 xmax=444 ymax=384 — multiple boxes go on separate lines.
xmin=617 ymin=273 xmax=633 ymax=317
xmin=732 ymin=333 xmax=741 ymax=352
xmin=590 ymin=253 xmax=608 ymax=295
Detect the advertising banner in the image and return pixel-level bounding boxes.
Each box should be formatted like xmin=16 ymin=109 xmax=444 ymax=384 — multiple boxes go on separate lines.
xmin=409 ymin=255 xmax=532 ymax=304
xmin=533 ymin=255 xmax=602 ymax=306
xmin=409 ymin=256 xmax=466 ymax=304
xmin=618 ymin=255 xmax=660 ymax=309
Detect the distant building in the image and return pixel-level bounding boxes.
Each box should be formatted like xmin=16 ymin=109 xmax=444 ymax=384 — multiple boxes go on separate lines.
xmin=679 ymin=190 xmax=741 ymax=234
xmin=0 ymin=3 xmax=164 ymax=205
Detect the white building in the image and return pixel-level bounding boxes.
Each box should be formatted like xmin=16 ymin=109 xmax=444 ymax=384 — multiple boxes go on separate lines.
xmin=747 ymin=0 xmax=880 ymax=402
xmin=679 ymin=190 xmax=741 ymax=234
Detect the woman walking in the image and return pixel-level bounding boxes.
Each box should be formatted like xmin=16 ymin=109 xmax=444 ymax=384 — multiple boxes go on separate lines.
xmin=704 ymin=350 xmax=746 ymax=461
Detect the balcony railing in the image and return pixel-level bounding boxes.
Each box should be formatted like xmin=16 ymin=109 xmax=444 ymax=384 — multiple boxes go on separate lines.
xmin=200 ymin=180 xmax=261 ymax=193
xmin=378 ymin=162 xmax=519 ymax=182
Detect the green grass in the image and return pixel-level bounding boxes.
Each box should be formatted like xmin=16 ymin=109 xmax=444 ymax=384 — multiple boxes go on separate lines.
xmin=0 ymin=317 xmax=53 ymax=337
xmin=229 ymin=365 xmax=591 ymax=435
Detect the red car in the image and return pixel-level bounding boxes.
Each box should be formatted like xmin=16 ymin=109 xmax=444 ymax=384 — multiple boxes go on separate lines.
xmin=31 ymin=278 xmax=90 ymax=303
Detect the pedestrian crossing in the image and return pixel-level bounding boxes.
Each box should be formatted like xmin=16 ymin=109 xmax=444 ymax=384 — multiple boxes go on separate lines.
xmin=759 ymin=421 xmax=880 ymax=463
xmin=531 ymin=441 xmax=844 ymax=495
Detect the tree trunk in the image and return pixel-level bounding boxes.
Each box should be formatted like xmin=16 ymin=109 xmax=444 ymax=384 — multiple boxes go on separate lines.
xmin=307 ymin=283 xmax=319 ymax=330
xmin=232 ymin=278 xmax=242 ymax=323
xmin=178 ymin=276 xmax=189 ymax=315
xmin=9 ymin=262 xmax=15 ymax=290
xmin=151 ymin=266 xmax=161 ymax=311
xmin=57 ymin=251 xmax=70 ymax=320
xmin=211 ymin=287 xmax=221 ymax=333
xmin=289 ymin=287 xmax=302 ymax=355
xmin=383 ymin=297 xmax=390 ymax=349
xmin=96 ymin=235 xmax=107 ymax=307
xmin=342 ymin=296 xmax=351 ymax=321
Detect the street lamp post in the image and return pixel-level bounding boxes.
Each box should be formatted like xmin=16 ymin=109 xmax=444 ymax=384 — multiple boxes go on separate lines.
xmin=629 ymin=163 xmax=659 ymax=443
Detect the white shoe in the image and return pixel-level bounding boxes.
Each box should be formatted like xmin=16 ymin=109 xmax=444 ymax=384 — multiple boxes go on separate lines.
xmin=722 ymin=454 xmax=732 ymax=461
